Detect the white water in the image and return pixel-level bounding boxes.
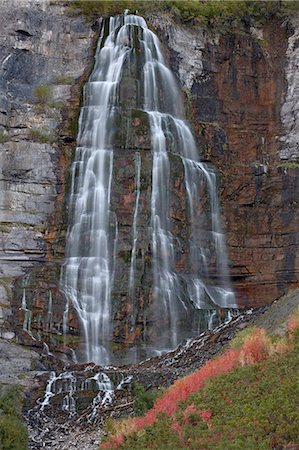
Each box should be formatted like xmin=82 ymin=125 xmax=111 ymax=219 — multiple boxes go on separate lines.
xmin=47 ymin=290 xmax=53 ymax=332
xmin=61 ymin=13 xmax=236 ymax=364
xmin=61 ymin=16 xmax=129 ymax=364
xmin=20 ymin=275 xmax=35 ymax=340
xmin=141 ymin=22 xmax=236 ymax=351
xmin=40 ymin=370 xmax=119 ymax=422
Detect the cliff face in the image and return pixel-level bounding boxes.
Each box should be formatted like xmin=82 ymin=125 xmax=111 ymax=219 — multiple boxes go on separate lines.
xmin=0 ymin=0 xmax=94 ymax=342
xmin=151 ymin=14 xmax=299 ymax=308
xmin=0 ymin=2 xmax=298 ymax=354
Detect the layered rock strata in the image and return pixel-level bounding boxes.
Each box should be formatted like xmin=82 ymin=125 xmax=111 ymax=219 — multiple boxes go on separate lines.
xmin=151 ymin=13 xmax=299 ymax=307
xmin=0 ymin=3 xmax=298 ymax=355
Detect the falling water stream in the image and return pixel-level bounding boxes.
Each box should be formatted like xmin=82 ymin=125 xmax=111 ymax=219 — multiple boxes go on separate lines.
xmin=61 ymin=13 xmax=237 ymax=365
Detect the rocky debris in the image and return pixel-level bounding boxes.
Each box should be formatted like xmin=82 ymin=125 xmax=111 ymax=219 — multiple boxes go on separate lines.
xmin=253 ymin=287 xmax=299 ymax=335
xmin=27 ymin=415 xmax=102 ymax=450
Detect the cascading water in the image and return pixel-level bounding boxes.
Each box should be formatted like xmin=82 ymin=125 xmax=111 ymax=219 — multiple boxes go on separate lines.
xmin=61 ymin=13 xmax=237 ymax=365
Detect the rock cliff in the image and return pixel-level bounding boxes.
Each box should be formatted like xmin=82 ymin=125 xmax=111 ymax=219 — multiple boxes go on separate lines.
xmin=0 ymin=1 xmax=298 ymax=356
xmin=151 ymin=12 xmax=299 ymax=307
xmin=0 ymin=0 xmax=94 ymax=344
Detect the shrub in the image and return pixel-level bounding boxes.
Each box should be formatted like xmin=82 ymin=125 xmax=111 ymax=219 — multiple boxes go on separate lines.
xmin=70 ymin=1 xmax=169 ymax=20
xmin=34 ymin=85 xmax=52 ymax=106
xmin=29 ymin=129 xmax=56 ymax=144
xmin=54 ymin=75 xmax=74 ymax=85
xmin=132 ymin=383 xmax=158 ymax=416
xmin=231 ymin=326 xmax=257 ymax=349
xmin=102 ymin=316 xmax=299 ymax=449
xmin=287 ymin=308 xmax=299 ymax=335
xmin=0 ymin=415 xmax=28 ymax=450
xmin=239 ymin=328 xmax=271 ymax=366
xmin=0 ymin=385 xmax=23 ymax=416
xmin=0 ymin=130 xmax=9 ymax=144
xmin=0 ymin=385 xmax=28 ymax=450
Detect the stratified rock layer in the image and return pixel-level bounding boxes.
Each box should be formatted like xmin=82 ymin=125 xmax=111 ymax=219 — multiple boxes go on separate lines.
xmin=151 ymin=14 xmax=299 ymax=308
xmin=0 ymin=0 xmax=95 ymax=344
xmin=0 ymin=3 xmax=298 ymax=356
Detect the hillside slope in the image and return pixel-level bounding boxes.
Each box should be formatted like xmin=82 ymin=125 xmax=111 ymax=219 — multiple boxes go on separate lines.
xmin=101 ymin=305 xmax=299 ymax=449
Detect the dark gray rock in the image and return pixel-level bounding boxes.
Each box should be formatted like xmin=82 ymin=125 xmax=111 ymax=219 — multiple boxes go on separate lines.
xmin=0 ymin=0 xmax=94 ymax=333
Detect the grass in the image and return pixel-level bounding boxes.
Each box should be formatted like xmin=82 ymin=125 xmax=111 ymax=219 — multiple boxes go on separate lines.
xmin=278 ymin=160 xmax=299 ymax=170
xmin=70 ymin=1 xmax=166 ymax=19
xmin=69 ymin=1 xmax=299 ymax=30
xmin=34 ymin=85 xmax=53 ymax=106
xmin=29 ymin=129 xmax=56 ymax=144
xmin=0 ymin=130 xmax=9 ymax=144
xmin=170 ymin=0 xmax=299 ymax=27
xmin=101 ymin=310 xmax=299 ymax=449
xmin=0 ymin=385 xmax=28 ymax=450
xmin=54 ymin=75 xmax=75 ymax=85
xmin=132 ymin=383 xmax=160 ymax=417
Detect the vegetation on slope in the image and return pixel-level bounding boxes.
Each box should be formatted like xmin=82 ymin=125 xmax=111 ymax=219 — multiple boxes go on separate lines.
xmin=101 ymin=309 xmax=299 ymax=449
xmin=0 ymin=385 xmax=28 ymax=450
xmin=69 ymin=0 xmax=299 ymax=30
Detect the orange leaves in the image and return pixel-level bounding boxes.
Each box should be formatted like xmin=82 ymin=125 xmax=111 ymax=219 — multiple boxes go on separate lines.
xmin=287 ymin=310 xmax=299 ymax=334
xmin=182 ymin=403 xmax=212 ymax=427
xmin=199 ymin=409 xmax=212 ymax=423
xmin=239 ymin=328 xmax=271 ymax=366
xmin=171 ymin=419 xmax=184 ymax=441
xmin=101 ymin=434 xmax=125 ymax=449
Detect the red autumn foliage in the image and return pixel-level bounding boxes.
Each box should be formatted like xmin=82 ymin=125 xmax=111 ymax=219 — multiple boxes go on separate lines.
xmin=239 ymin=328 xmax=270 ymax=365
xmin=182 ymin=403 xmax=198 ymax=424
xmin=171 ymin=419 xmax=184 ymax=442
xmin=101 ymin=434 xmax=124 ymax=449
xmin=287 ymin=312 xmax=299 ymax=334
xmin=102 ymin=348 xmax=240 ymax=447
xmin=199 ymin=409 xmax=212 ymax=422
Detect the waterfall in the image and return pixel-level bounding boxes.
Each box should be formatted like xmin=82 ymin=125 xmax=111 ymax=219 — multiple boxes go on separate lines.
xmin=61 ymin=13 xmax=236 ymax=365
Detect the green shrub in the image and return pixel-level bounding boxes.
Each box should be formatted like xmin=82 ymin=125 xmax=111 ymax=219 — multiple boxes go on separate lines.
xmin=29 ymin=129 xmax=56 ymax=144
xmin=54 ymin=75 xmax=74 ymax=85
xmin=0 ymin=385 xmax=28 ymax=450
xmin=278 ymin=161 xmax=299 ymax=170
xmin=34 ymin=85 xmax=52 ymax=106
xmin=70 ymin=0 xmax=169 ymax=20
xmin=69 ymin=0 xmax=299 ymax=29
xmin=132 ymin=383 xmax=159 ymax=416
xmin=0 ymin=385 xmax=23 ymax=416
xmin=0 ymin=130 xmax=9 ymax=144
xmin=51 ymin=100 xmax=65 ymax=111
xmin=0 ymin=415 xmax=28 ymax=450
